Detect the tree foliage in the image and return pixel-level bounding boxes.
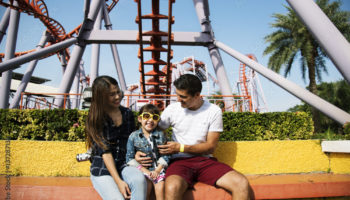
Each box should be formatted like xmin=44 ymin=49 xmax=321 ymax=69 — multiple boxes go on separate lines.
xmin=288 ymin=80 xmax=350 ymax=134
xmin=264 ymin=0 xmax=350 ymax=131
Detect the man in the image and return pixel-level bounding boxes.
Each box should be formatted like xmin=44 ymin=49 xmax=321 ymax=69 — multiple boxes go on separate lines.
xmin=137 ymin=74 xmax=251 ymax=200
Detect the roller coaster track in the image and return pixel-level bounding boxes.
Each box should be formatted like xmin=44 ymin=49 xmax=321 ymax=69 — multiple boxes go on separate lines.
xmin=0 ymin=0 xmax=66 ymax=40
xmin=0 ymin=0 xmax=119 ymax=62
xmin=0 ymin=0 xmax=67 ymax=62
xmin=177 ymin=57 xmax=218 ymax=85
xmin=239 ymin=54 xmax=257 ymax=97
xmin=134 ymin=0 xmax=175 ymax=109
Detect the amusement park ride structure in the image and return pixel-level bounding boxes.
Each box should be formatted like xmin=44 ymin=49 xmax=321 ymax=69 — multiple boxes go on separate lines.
xmin=237 ymin=54 xmax=268 ymax=113
xmin=0 ymin=0 xmax=350 ymax=125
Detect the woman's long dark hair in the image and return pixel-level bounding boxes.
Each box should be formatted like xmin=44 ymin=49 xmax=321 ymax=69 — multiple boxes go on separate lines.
xmin=86 ymin=76 xmax=119 ymax=150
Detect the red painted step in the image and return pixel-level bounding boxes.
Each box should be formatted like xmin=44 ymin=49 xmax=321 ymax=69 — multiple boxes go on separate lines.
xmin=1 ymin=173 xmax=350 ymax=200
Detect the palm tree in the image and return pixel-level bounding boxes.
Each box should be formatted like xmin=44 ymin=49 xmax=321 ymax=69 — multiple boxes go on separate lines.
xmin=263 ymin=0 xmax=350 ymax=132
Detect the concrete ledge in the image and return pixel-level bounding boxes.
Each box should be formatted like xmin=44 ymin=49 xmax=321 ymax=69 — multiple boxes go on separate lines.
xmin=0 ymin=177 xmax=101 ymax=200
xmin=322 ymin=140 xmax=350 ymax=153
xmin=1 ymin=173 xmax=350 ymax=200
xmin=248 ymin=173 xmax=350 ymax=199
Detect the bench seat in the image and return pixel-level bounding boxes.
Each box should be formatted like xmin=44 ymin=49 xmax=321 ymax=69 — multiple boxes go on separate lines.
xmin=1 ymin=173 xmax=350 ymax=199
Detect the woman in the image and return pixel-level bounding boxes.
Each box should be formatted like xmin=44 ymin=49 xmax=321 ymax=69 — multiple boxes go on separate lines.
xmin=86 ymin=76 xmax=147 ymax=200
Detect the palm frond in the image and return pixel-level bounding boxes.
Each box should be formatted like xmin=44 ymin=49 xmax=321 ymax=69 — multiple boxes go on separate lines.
xmin=263 ymin=0 xmax=350 ymax=85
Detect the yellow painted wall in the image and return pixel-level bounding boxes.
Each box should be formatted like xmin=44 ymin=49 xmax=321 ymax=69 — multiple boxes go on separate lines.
xmin=0 ymin=140 xmax=349 ymax=176
xmin=214 ymin=140 xmax=330 ymax=174
xmin=0 ymin=141 xmax=90 ymax=176
xmin=329 ymin=153 xmax=350 ymax=174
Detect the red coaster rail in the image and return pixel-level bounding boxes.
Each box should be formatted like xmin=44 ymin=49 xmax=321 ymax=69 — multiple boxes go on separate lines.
xmin=0 ymin=0 xmax=119 ymax=63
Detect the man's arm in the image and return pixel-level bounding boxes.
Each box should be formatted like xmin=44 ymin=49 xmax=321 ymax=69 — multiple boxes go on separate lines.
xmin=158 ymin=131 xmax=220 ymax=155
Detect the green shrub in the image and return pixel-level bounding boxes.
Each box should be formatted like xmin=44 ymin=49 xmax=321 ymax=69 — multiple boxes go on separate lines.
xmin=0 ymin=109 xmax=314 ymax=141
xmin=0 ymin=109 xmax=87 ymax=141
xmin=221 ymin=111 xmax=314 ymax=141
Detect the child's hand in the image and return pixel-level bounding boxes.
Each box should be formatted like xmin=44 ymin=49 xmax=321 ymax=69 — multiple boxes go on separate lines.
xmin=141 ymin=168 xmax=151 ymax=176
xmin=149 ymin=171 xmax=160 ymax=180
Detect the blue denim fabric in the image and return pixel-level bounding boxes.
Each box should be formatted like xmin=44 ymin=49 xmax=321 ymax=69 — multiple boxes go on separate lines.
xmin=91 ymin=166 xmax=147 ymax=200
xmin=126 ymin=129 xmax=170 ymax=171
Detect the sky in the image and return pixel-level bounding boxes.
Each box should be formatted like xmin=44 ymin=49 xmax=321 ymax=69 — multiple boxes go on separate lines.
xmin=0 ymin=0 xmax=349 ymax=111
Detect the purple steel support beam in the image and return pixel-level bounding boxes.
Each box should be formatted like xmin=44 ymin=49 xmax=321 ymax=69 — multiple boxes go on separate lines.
xmin=0 ymin=7 xmax=10 ymax=43
xmin=79 ymin=60 xmax=88 ymax=90
xmin=0 ymin=38 xmax=77 ymax=73
xmin=193 ymin=0 xmax=234 ymax=110
xmin=59 ymin=51 xmax=67 ymax=74
xmin=9 ymin=30 xmax=50 ymax=108
xmin=55 ymin=0 xmax=104 ymax=108
xmin=287 ymin=0 xmax=350 ymax=84
xmin=0 ymin=0 xmax=20 ymax=109
xmin=214 ymin=40 xmax=350 ymax=125
xmin=71 ymin=66 xmax=81 ymax=109
xmin=102 ymin=3 xmax=127 ymax=91
xmin=82 ymin=30 xmax=211 ymax=45
xmin=89 ymin=0 xmax=103 ymax=85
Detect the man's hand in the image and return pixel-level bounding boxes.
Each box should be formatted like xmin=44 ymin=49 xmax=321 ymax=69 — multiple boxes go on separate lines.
xmin=158 ymin=141 xmax=180 ymax=154
xmin=135 ymin=151 xmax=152 ymax=167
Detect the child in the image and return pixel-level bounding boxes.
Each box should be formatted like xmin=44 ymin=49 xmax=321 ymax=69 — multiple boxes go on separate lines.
xmin=126 ymin=104 xmax=170 ymax=200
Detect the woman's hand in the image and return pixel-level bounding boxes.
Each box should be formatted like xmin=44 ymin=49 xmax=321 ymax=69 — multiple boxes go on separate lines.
xmin=135 ymin=151 xmax=153 ymax=167
xmin=116 ymin=180 xmax=131 ymax=199
xmin=102 ymin=153 xmax=131 ymax=199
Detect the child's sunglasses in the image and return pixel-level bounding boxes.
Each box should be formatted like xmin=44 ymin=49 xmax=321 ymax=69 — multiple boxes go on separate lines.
xmin=139 ymin=112 xmax=160 ymax=121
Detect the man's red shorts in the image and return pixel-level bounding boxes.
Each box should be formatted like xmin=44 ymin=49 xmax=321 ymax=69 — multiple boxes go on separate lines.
xmin=165 ymin=156 xmax=233 ymax=187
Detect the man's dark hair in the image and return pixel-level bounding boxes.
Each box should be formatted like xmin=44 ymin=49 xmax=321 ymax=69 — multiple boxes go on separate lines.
xmin=174 ymin=74 xmax=202 ymax=96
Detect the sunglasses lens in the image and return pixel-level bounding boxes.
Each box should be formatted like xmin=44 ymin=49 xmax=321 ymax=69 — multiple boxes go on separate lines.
xmin=153 ymin=115 xmax=160 ymax=121
xmin=142 ymin=113 xmax=151 ymax=120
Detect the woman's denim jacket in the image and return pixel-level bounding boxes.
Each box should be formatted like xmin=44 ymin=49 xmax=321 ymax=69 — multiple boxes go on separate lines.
xmin=126 ymin=128 xmax=170 ymax=171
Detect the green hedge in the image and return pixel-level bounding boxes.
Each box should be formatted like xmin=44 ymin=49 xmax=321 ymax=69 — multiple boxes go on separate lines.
xmin=0 ymin=109 xmax=87 ymax=141
xmin=0 ymin=109 xmax=314 ymax=141
xmin=221 ymin=112 xmax=314 ymax=141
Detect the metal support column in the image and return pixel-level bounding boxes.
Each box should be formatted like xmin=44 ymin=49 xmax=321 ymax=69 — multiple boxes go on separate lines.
xmin=59 ymin=51 xmax=68 ymax=74
xmin=214 ymin=40 xmax=350 ymax=125
xmin=0 ymin=7 xmax=10 ymax=42
xmin=287 ymin=0 xmax=350 ymax=84
xmin=79 ymin=60 xmax=88 ymax=89
xmin=102 ymin=4 xmax=127 ymax=91
xmin=71 ymin=66 xmax=81 ymax=109
xmin=193 ymin=0 xmax=234 ymax=110
xmin=55 ymin=0 xmax=104 ymax=108
xmin=89 ymin=0 xmax=103 ymax=84
xmin=10 ymin=31 xmax=50 ymax=108
xmin=0 ymin=0 xmax=20 ymax=109
xmin=0 ymin=38 xmax=77 ymax=73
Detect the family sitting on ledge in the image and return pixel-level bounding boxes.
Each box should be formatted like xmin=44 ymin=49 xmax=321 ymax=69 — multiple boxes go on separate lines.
xmin=85 ymin=74 xmax=253 ymax=200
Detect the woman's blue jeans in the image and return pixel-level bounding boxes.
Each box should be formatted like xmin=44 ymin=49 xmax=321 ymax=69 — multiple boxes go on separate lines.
xmin=91 ymin=166 xmax=147 ymax=200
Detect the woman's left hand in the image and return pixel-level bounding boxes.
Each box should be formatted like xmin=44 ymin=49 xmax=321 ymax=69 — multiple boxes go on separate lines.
xmin=116 ymin=180 xmax=131 ymax=199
